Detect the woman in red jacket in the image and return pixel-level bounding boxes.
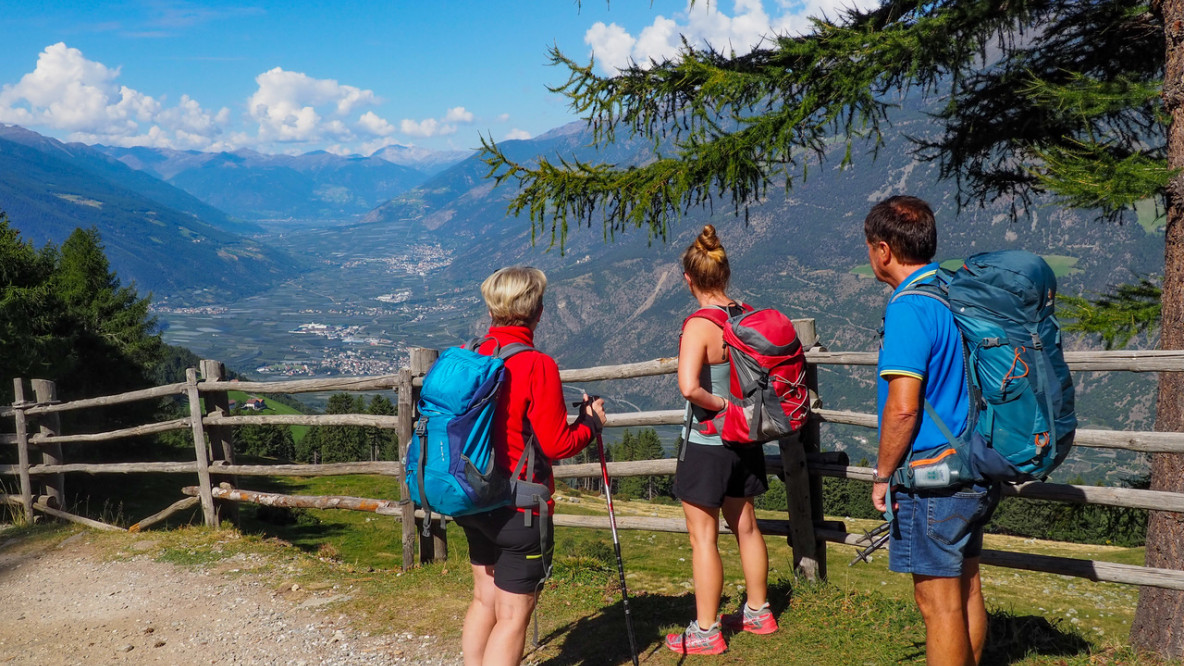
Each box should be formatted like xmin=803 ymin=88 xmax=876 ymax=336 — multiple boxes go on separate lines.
xmin=456 ymin=266 xmax=606 ymax=666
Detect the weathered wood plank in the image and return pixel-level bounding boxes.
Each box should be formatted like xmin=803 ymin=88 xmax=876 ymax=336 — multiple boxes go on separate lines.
xmin=396 ymin=368 xmax=416 ymax=572
xmin=31 ymin=379 xmax=64 ymax=508
xmin=181 ymin=485 xmax=401 ymax=512
xmin=205 ymin=414 xmax=401 ymax=428
xmin=22 ymin=382 xmax=188 ymax=416
xmin=551 ymin=513 xmax=792 ymax=538
xmin=201 ymin=360 xmax=238 ymax=525
xmin=814 ymin=408 xmax=1184 ymax=453
xmin=186 ymin=368 xmax=217 ymax=527
xmin=6 ymin=460 xmax=402 ymax=477
xmin=411 ymin=347 xmax=445 ymax=563
xmin=129 ymin=497 xmax=201 ymax=532
xmin=13 ymin=379 xmax=33 ymax=523
xmin=816 ymin=528 xmax=1184 ymax=590
xmin=212 ymin=461 xmax=402 ymax=477
xmin=805 ymin=350 xmax=1184 ymax=372
xmin=30 ymin=418 xmax=191 ymax=445
xmin=198 ymin=375 xmax=400 ymax=395
xmin=812 ymin=464 xmax=1184 ymax=513
xmin=34 ymin=499 xmax=124 ymax=532
xmin=559 ymin=358 xmax=679 ymax=383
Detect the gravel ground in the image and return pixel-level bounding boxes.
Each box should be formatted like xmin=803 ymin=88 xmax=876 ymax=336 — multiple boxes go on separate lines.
xmin=0 ymin=529 xmax=463 ymax=665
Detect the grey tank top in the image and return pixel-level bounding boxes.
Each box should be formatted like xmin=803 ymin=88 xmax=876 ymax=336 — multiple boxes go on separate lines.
xmin=687 ymin=361 xmax=730 ymax=446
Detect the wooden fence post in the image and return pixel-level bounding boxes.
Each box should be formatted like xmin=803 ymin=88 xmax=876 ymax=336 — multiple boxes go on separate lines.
xmin=396 ymin=367 xmax=416 ymax=571
xmin=410 ymin=347 xmax=444 ymax=563
xmin=782 ymin=318 xmax=825 ymax=581
xmin=31 ymin=379 xmax=64 ymax=509
xmin=185 ymin=368 xmax=217 ymax=527
xmin=12 ymin=378 xmax=34 ymax=524
xmin=200 ymin=360 xmax=238 ymax=527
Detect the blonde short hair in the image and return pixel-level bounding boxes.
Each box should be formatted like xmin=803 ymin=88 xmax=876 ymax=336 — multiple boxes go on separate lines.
xmin=481 ymin=266 xmax=547 ymax=327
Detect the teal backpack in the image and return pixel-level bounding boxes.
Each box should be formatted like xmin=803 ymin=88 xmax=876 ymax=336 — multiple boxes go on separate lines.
xmin=890 ymin=250 xmax=1077 ymax=489
xmin=408 ymin=339 xmax=550 ymax=526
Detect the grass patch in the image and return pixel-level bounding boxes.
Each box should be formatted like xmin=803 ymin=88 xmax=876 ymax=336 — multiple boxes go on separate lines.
xmin=850 ymin=263 xmax=875 ymax=278
xmin=14 ymin=473 xmax=1155 ymax=664
xmin=1041 ymin=254 xmax=1081 ymax=277
xmin=229 ymin=389 xmax=309 ymax=443
xmin=1135 ymin=198 xmax=1165 ymax=235
xmin=7 ymin=500 xmax=1158 ymax=666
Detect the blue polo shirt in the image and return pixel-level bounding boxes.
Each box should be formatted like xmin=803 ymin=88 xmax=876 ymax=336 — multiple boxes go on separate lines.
xmin=877 ymin=263 xmax=969 ymax=453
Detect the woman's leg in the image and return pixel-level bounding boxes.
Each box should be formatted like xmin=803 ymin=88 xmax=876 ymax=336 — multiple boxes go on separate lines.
xmin=722 ymin=496 xmax=768 ymax=608
xmin=683 ymin=500 xmax=724 ymax=627
xmin=463 ymin=564 xmax=498 ymax=666
xmin=482 ymin=586 xmax=538 ymax=666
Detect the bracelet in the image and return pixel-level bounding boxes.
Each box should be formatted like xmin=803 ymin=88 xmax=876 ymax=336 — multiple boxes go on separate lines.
xmin=871 ymin=471 xmax=893 ymax=484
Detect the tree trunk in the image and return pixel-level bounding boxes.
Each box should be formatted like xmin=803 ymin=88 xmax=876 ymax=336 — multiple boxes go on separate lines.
xmin=1132 ymin=1 xmax=1184 ymax=657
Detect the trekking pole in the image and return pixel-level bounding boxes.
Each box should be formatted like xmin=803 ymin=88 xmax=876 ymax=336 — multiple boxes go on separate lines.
xmin=848 ymin=521 xmax=891 ymax=567
xmin=594 ymin=418 xmax=641 ymax=666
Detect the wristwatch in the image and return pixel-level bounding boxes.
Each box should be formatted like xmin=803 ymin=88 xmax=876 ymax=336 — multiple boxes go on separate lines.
xmin=871 ymin=471 xmax=893 ymax=484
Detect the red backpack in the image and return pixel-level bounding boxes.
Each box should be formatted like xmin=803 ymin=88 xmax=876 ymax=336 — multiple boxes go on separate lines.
xmin=683 ymin=305 xmax=809 ymax=446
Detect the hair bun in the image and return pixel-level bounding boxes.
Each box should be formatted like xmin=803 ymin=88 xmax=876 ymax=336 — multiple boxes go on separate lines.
xmin=696 ymin=225 xmax=721 ymax=252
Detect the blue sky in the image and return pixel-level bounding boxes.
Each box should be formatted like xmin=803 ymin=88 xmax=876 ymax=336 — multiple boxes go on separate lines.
xmin=0 ymin=1 xmax=874 ymax=156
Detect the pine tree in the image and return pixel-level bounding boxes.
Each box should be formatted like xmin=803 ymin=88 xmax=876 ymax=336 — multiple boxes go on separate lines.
xmin=479 ymin=2 xmax=1184 ymax=655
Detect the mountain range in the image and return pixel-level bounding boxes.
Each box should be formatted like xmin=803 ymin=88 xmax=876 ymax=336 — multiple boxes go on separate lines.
xmin=0 ymin=116 xmax=1165 ymax=481
xmin=0 ymin=124 xmax=298 ymax=296
xmin=95 ymin=144 xmax=470 ymax=226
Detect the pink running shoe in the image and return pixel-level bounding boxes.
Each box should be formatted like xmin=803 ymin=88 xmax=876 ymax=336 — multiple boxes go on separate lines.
xmin=721 ymin=602 xmax=779 ymax=635
xmin=665 ymin=620 xmax=728 ymax=655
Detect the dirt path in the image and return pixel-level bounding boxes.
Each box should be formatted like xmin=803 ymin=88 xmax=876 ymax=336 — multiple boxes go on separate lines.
xmin=0 ymin=529 xmax=462 ymax=665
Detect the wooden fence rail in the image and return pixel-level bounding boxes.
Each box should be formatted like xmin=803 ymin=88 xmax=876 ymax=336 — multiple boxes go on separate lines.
xmin=3 ymin=339 xmax=1183 ymax=588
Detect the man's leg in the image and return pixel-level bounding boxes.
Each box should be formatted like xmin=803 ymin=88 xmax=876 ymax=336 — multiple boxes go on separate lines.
xmin=913 ymin=573 xmax=975 ymax=666
xmin=463 ymin=564 xmax=498 ymax=666
xmin=962 ymin=558 xmax=987 ymax=664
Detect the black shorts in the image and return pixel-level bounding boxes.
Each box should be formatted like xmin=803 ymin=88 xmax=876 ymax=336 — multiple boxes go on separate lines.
xmin=455 ymin=505 xmax=553 ymax=595
xmin=673 ymin=441 xmax=768 ymax=508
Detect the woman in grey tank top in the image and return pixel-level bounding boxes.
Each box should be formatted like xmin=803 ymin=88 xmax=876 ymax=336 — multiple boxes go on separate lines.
xmin=665 ymin=226 xmax=776 ymax=656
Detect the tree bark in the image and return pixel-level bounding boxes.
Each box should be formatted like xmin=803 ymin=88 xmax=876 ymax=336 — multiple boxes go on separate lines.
xmin=1132 ymin=0 xmax=1184 ymax=657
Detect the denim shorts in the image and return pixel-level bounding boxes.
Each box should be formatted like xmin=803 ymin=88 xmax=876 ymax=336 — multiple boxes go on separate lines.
xmin=888 ymin=481 xmax=1001 ymax=578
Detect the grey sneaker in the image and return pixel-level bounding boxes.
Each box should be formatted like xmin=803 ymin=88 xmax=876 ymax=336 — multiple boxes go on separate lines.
xmin=665 ymin=620 xmax=727 ymax=655
xmin=721 ymin=601 xmax=779 ymax=634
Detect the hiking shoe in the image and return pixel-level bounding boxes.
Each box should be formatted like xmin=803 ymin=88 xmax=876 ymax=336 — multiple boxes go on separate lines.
xmin=665 ymin=620 xmax=727 ymax=655
xmin=721 ymin=602 xmax=779 ymax=635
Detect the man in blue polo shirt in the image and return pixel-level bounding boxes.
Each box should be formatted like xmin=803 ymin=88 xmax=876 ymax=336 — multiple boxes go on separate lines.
xmin=865 ymin=195 xmax=1000 ymax=665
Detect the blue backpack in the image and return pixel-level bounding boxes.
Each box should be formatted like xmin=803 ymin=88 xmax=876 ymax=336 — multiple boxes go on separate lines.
xmin=891 ymin=250 xmax=1077 ymax=488
xmin=407 ymin=338 xmax=549 ymax=522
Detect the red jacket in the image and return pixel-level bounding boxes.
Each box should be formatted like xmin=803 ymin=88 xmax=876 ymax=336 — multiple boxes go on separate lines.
xmin=475 ymin=326 xmax=596 ymax=510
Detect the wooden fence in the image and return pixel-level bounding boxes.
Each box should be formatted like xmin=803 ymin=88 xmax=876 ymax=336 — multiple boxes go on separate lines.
xmin=4 ymin=324 xmax=1184 ymax=592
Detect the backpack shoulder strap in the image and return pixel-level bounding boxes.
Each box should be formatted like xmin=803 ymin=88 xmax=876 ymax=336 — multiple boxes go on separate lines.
xmin=498 ymin=343 xmax=536 ymax=360
xmin=681 ymin=305 xmax=734 ymax=331
xmin=465 ymin=335 xmax=498 ymax=355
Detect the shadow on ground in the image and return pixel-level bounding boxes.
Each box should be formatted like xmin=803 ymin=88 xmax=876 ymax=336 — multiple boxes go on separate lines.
xmin=533 ymin=580 xmax=796 ymax=665
xmin=982 ymin=612 xmax=1092 ymax=664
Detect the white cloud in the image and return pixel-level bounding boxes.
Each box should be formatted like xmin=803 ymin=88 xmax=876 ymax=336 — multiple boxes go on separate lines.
xmin=399 ymin=106 xmax=476 ymax=138
xmin=247 ymin=67 xmax=379 ymax=143
xmin=358 ymin=110 xmax=395 ymax=136
xmin=401 ymin=117 xmax=448 ymax=138
xmin=586 ymin=0 xmax=880 ymax=74
xmin=0 ymin=42 xmax=229 ymax=149
xmin=443 ymin=106 xmax=474 ymax=123
xmin=585 ymin=22 xmax=637 ymax=71
xmin=496 ymin=113 xmax=510 ymax=123
xmin=504 ymin=128 xmax=531 ymax=141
